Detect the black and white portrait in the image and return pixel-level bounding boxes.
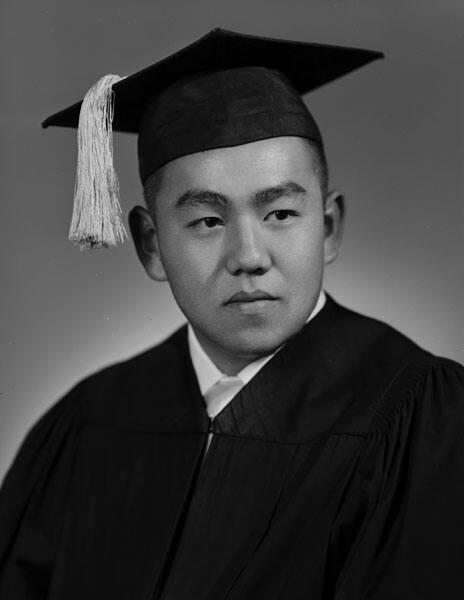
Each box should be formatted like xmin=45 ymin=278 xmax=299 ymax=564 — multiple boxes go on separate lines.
xmin=1 ymin=1 xmax=463 ymax=598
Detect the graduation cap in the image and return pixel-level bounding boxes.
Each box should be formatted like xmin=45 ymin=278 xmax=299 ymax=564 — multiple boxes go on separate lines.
xmin=42 ymin=28 xmax=383 ymax=250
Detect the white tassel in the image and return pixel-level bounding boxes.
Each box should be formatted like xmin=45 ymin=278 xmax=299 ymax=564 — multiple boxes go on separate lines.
xmin=70 ymin=74 xmax=127 ymax=250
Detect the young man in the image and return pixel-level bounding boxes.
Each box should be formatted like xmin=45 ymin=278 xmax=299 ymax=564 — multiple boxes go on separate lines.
xmin=1 ymin=29 xmax=463 ymax=599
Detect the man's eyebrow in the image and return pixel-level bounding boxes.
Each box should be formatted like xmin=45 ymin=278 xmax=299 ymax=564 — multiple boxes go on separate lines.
xmin=175 ymin=181 xmax=306 ymax=210
xmin=175 ymin=189 xmax=229 ymax=210
xmin=253 ymin=181 xmax=307 ymax=206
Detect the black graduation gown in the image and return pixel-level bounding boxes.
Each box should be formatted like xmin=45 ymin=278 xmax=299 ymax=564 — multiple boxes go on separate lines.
xmin=1 ymin=295 xmax=463 ymax=599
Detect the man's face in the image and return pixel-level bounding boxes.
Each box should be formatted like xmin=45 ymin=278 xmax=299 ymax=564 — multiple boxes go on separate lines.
xmin=134 ymin=136 xmax=341 ymax=370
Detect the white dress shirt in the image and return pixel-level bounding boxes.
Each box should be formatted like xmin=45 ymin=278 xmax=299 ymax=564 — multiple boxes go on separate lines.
xmin=188 ymin=290 xmax=327 ymax=420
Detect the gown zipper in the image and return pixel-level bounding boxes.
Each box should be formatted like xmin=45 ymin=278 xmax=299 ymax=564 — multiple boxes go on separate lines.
xmin=148 ymin=418 xmax=214 ymax=600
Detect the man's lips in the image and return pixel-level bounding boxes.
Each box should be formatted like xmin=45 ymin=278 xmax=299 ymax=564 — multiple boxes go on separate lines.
xmin=224 ymin=290 xmax=277 ymax=304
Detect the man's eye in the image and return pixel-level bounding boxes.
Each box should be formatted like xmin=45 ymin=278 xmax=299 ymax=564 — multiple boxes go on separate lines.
xmin=266 ymin=210 xmax=298 ymax=222
xmin=190 ymin=216 xmax=224 ymax=229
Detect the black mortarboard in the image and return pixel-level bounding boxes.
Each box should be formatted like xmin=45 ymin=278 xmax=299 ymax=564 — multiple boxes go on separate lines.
xmin=42 ymin=28 xmax=383 ymax=249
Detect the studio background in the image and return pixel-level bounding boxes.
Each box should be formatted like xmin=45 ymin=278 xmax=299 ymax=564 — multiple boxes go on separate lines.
xmin=1 ymin=0 xmax=463 ymax=481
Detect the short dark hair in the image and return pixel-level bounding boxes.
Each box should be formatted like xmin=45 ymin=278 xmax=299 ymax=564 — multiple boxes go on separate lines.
xmin=305 ymin=139 xmax=329 ymax=198
xmin=143 ymin=166 xmax=165 ymax=218
xmin=143 ymin=137 xmax=329 ymax=214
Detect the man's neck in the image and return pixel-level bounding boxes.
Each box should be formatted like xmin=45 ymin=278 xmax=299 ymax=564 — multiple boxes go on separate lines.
xmin=193 ymin=331 xmax=267 ymax=376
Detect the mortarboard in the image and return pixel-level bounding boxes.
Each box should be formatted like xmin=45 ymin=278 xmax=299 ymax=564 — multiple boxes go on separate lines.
xmin=42 ymin=28 xmax=383 ymax=250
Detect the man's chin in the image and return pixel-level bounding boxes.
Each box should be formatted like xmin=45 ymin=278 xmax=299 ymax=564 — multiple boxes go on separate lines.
xmin=218 ymin=326 xmax=295 ymax=360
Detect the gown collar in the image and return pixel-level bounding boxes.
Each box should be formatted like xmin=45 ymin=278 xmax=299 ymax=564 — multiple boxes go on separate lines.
xmin=203 ymin=292 xmax=348 ymax=443
xmin=119 ymin=293 xmax=349 ymax=443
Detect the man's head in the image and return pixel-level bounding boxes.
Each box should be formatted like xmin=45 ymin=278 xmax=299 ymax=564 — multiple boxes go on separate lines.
xmin=130 ymin=135 xmax=344 ymax=374
xmin=40 ymin=29 xmax=381 ymax=369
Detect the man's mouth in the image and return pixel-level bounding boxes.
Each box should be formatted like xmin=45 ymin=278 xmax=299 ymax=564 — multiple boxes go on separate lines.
xmin=225 ymin=290 xmax=277 ymax=305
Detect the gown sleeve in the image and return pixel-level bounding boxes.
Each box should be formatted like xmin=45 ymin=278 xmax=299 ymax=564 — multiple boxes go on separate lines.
xmin=0 ymin=386 xmax=82 ymax=599
xmin=334 ymin=357 xmax=464 ymax=600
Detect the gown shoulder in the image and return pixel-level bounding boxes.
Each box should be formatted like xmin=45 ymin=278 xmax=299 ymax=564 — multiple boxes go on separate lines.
xmin=333 ymin=356 xmax=464 ymax=598
xmin=0 ymin=324 xmax=191 ymax=596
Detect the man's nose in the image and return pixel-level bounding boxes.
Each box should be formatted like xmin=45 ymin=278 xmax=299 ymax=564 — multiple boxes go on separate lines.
xmin=225 ymin=219 xmax=272 ymax=276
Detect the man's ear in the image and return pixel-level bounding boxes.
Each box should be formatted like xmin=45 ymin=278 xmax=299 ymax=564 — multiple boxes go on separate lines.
xmin=128 ymin=206 xmax=168 ymax=281
xmin=323 ymin=190 xmax=345 ymax=265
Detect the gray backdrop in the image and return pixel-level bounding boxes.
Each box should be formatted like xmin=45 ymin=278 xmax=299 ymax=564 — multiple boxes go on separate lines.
xmin=1 ymin=0 xmax=463 ymax=480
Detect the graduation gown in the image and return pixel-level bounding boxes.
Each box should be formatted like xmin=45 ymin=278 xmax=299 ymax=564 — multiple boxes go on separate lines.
xmin=1 ymin=295 xmax=463 ymax=599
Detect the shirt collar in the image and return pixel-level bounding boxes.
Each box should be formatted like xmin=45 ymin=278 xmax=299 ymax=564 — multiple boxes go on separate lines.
xmin=188 ymin=289 xmax=326 ymax=396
